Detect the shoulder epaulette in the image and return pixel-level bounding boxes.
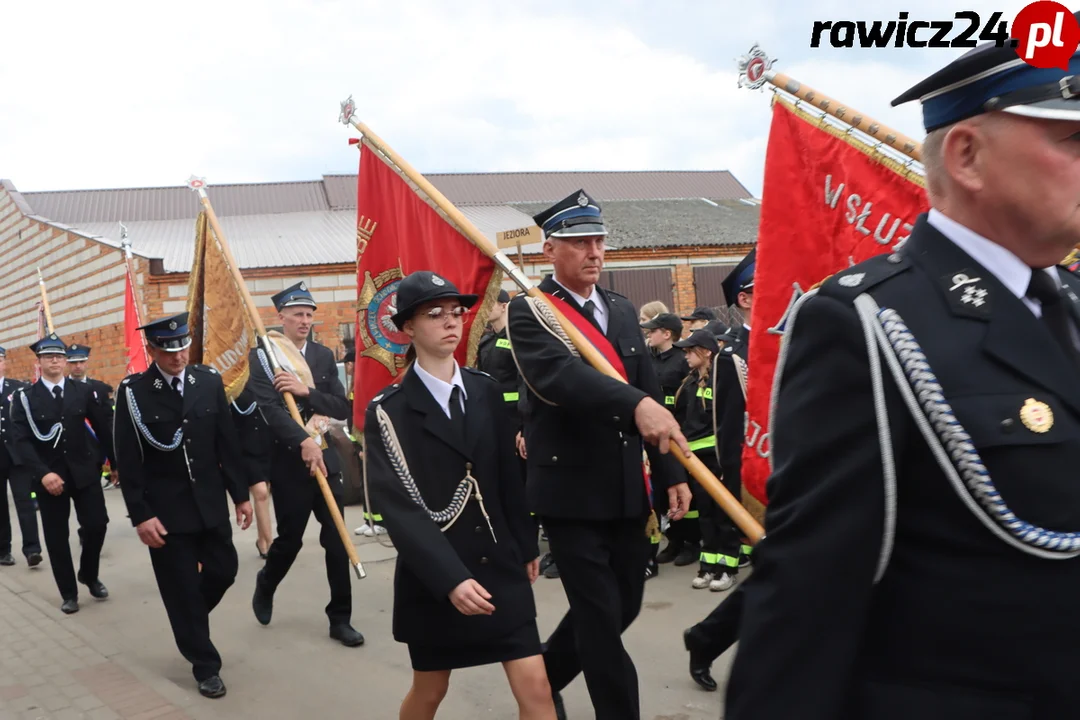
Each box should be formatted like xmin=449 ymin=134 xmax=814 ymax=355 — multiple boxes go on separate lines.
xmin=368 ymin=384 xmax=402 ymax=407
xmin=461 ymin=366 xmax=495 ymax=382
xmin=189 ymin=364 xmax=219 ymax=375
xmin=818 ymin=251 xmax=912 ymax=302
xmin=121 ymin=372 xmax=143 ymax=385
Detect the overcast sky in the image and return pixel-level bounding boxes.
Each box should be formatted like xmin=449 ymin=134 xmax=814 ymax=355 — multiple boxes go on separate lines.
xmin=0 ymin=0 xmax=1034 ymax=197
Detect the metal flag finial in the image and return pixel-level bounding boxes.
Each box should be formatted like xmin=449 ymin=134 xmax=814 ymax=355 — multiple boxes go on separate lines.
xmin=339 ymin=95 xmax=357 ymax=126
xmin=186 ymin=175 xmax=207 ymax=191
xmin=119 ymin=221 xmax=129 ymax=243
xmin=736 ymin=44 xmax=776 ymax=90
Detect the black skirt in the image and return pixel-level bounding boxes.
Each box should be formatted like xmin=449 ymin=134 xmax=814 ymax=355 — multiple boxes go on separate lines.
xmin=407 ymin=620 xmax=541 ymax=672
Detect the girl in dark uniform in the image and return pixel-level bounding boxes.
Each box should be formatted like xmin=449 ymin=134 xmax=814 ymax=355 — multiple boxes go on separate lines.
xmin=364 ymin=271 xmax=558 ymax=720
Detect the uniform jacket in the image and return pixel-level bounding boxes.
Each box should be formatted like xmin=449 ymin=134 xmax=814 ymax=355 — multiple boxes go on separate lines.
xmin=113 ymin=364 xmax=248 ymax=533
xmin=77 ymin=377 xmax=114 ymax=461
xmin=0 ymin=378 xmax=30 ymax=475
xmin=247 ymin=340 xmax=351 ymax=481
xmin=229 ymin=384 xmax=272 ymax=486
xmin=651 ymin=346 xmax=689 ymax=409
xmin=728 ymin=216 xmax=1080 ymax=720
xmin=507 ymin=275 xmax=678 ymax=520
xmin=476 ymin=326 xmax=523 ymax=427
xmin=714 ymin=326 xmax=748 ymax=479
xmin=365 ymin=365 xmax=538 ymax=646
xmin=8 ymin=379 xmax=114 ymax=490
xmin=673 ymin=366 xmax=715 ymax=445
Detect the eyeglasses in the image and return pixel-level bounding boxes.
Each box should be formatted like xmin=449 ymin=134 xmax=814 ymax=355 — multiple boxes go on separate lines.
xmin=422 ymin=306 xmax=469 ymax=321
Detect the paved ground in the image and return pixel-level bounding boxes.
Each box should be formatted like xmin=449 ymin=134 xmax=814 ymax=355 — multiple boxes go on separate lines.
xmin=1 ymin=490 xmax=735 ymax=719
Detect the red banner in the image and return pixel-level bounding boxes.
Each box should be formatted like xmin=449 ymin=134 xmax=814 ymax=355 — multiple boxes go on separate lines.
xmin=123 ymin=264 xmax=149 ymax=377
xmin=742 ymin=98 xmax=929 ymax=509
xmin=352 ymin=142 xmax=500 ymax=430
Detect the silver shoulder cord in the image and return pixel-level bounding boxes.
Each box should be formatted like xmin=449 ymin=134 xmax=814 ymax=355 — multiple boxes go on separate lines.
xmin=374 ymin=403 xmax=496 ymax=542
xmin=508 ymin=296 xmax=577 ymax=406
xmin=123 ymin=384 xmax=195 ymax=481
xmin=853 ymin=293 xmax=1080 ymax=561
xmin=19 ymin=391 xmax=64 ymax=447
xmin=232 ymin=399 xmax=257 ymax=415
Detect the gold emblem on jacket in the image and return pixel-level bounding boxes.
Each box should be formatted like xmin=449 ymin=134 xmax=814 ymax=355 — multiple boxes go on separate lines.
xmin=1019 ymin=398 xmax=1053 ymax=434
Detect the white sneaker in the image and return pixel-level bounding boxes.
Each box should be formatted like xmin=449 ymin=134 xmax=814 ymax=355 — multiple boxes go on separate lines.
xmin=372 ymin=524 xmax=388 ymax=536
xmin=709 ymin=573 xmax=735 ymax=592
xmin=692 ymin=571 xmax=714 ymax=589
xmin=353 ymin=524 xmax=371 ymax=536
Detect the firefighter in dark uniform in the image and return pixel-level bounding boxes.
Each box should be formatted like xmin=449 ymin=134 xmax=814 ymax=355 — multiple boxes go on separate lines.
xmin=250 ymin=282 xmax=364 ymax=647
xmin=476 ymin=289 xmax=520 ymax=414
xmin=65 ymin=344 xmax=114 ymax=489
xmin=230 ymin=383 xmax=273 ymax=558
xmin=0 ymin=347 xmax=40 ymax=568
xmin=642 ymin=313 xmax=696 ymax=570
xmin=507 ymin=189 xmax=692 ymax=720
xmin=8 ymin=333 xmax=114 ymax=614
xmin=681 ymin=250 xmax=755 ymax=692
xmin=728 ymin=41 xmax=1080 ymax=720
xmin=365 ymin=271 xmax=556 ymax=718
xmin=113 ymin=313 xmax=253 ymax=698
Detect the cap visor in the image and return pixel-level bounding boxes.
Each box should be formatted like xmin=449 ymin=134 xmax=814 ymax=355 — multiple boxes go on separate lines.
xmin=548 ymin=224 xmax=608 ymax=238
xmin=1000 ymin=99 xmax=1080 ymax=122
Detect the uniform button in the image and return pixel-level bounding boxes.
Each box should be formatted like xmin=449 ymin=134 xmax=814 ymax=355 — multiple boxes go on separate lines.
xmin=183 ymin=419 xmax=189 ymax=425
xmin=623 ymin=441 xmax=628 ymax=447
xmin=479 ymin=557 xmax=489 ymax=565
xmin=613 ymin=416 xmax=620 ymax=423
xmin=1001 ymin=418 xmax=1015 ymax=433
xmin=475 ymin=526 xmax=483 ymax=534
xmin=551 ymin=456 xmax=557 ymax=462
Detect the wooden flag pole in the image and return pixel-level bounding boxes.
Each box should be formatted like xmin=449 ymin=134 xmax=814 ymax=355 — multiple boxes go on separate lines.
xmin=36 ymin=268 xmax=55 ymax=334
xmin=338 ymin=98 xmax=764 ymax=544
xmin=185 ymin=176 xmax=366 ymax=579
xmin=737 ymin=44 xmax=923 ymax=163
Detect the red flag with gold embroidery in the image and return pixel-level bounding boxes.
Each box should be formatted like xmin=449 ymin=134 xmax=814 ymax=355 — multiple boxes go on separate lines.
xmin=351 ymin=141 xmax=501 ymax=431
xmin=741 ymin=98 xmax=929 ymax=517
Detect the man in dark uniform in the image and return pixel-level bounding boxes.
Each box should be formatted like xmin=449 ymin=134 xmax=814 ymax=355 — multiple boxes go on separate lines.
xmin=508 ymin=189 xmax=692 ymax=720
xmin=0 ymin=346 xmax=40 ymax=568
xmin=113 ymin=314 xmax=253 ymax=698
xmin=727 ymin=41 xmax=1080 ymax=720
xmin=250 ymin=282 xmax=364 ymax=647
xmin=682 ymin=250 xmax=755 ymax=692
xmin=65 ymin=344 xmax=114 ymax=489
xmin=641 ymin=313 xmax=696 ymax=569
xmin=8 ymin=333 xmax=114 ymax=613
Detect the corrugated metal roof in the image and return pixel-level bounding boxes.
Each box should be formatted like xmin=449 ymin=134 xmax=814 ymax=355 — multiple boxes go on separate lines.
xmin=325 ymin=170 xmax=752 ymax=208
xmin=513 ymin=199 xmax=758 ymax=249
xmin=21 ymin=181 xmax=330 ymax=224
xmin=73 ymin=205 xmax=538 ymax=273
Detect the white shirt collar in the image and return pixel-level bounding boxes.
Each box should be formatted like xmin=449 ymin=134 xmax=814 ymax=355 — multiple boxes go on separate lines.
xmin=928 ymin=209 xmax=1058 ymax=307
xmin=552 ymin=274 xmax=608 ymax=332
xmin=155 ymin=365 xmax=187 ymax=391
xmin=412 ymin=360 xmax=467 ymax=419
xmin=41 ymin=376 xmax=65 ymax=393
xmin=299 ymin=341 xmax=308 ymax=357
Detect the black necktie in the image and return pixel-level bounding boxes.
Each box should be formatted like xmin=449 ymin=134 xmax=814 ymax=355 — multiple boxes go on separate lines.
xmin=171 ymin=376 xmax=182 ymax=396
xmin=52 ymin=385 xmax=62 ymax=406
xmin=1027 ymin=270 xmax=1080 ymax=369
xmin=582 ymin=299 xmax=602 ymax=333
xmin=449 ymin=386 xmax=464 ymax=425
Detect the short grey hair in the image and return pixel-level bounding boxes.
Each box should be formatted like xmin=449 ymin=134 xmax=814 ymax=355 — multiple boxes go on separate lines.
xmin=921 ymin=127 xmax=947 ymax=199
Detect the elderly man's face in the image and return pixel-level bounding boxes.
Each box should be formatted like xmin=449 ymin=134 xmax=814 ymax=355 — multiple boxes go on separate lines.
xmin=975 ymin=116 xmax=1080 ymax=262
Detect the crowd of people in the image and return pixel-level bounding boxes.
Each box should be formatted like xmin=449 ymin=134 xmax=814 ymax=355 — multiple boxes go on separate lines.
xmin=5 ymin=38 xmax=1080 ymax=719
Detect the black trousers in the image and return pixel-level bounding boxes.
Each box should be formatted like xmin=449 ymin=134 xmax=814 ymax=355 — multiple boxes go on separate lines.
xmin=542 ymin=517 xmax=649 ymax=720
xmin=149 ymin=522 xmax=238 ymax=681
xmin=693 ymin=452 xmax=742 ymax=570
xmin=0 ymin=470 xmax=41 ymax=556
xmin=685 ymin=583 xmax=745 ymax=663
xmin=37 ymin=479 xmax=108 ymax=601
xmin=262 ymin=471 xmax=351 ymax=624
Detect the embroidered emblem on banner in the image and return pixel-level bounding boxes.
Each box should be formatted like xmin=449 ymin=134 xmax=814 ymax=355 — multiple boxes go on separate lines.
xmin=358 ymin=268 xmax=409 ymax=376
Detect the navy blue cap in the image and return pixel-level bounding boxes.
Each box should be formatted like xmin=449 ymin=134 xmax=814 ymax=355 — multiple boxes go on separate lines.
xmin=31 ymin=333 xmax=67 ymax=356
xmin=892 ymin=19 xmax=1080 ymax=132
xmin=680 ymin=306 xmax=717 ymax=322
xmin=641 ymin=313 xmax=683 ymax=334
xmin=533 ymin=189 xmax=608 ymax=239
xmin=674 ymin=329 xmax=720 ymax=355
xmin=272 ymin=282 xmax=317 ymax=312
xmin=66 ymin=344 xmax=91 ymax=362
xmin=138 ymin=313 xmax=192 ymax=352
xmin=497 ymin=289 xmax=511 ymax=304
xmin=391 ymin=271 xmax=478 ymax=330
xmin=721 ymin=249 xmax=756 ymax=306
xmin=704 ymin=319 xmax=729 ymax=337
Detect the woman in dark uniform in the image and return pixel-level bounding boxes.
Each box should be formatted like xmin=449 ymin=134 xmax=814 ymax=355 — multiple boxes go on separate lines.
xmin=364 ymin=271 xmax=557 ymax=720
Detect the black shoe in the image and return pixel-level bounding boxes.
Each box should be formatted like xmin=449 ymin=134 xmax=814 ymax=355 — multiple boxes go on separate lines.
xmin=656 ymin=542 xmax=683 ymax=564
xmin=552 ymin=690 xmax=567 ymax=720
xmin=83 ymin=580 xmax=109 ymax=600
xmin=26 ymin=552 xmax=42 ymax=568
xmin=543 ymin=561 xmax=560 ymax=579
xmin=60 ymin=598 xmax=79 ymax=615
xmin=329 ymin=623 xmax=365 ymax=647
xmin=538 ymin=552 xmax=555 ymax=574
xmin=0 ymin=553 xmax=14 ymax=567
xmin=673 ymin=547 xmax=700 ymax=567
xmin=644 ymin=559 xmax=659 ymax=581
xmin=197 ymin=675 xmax=227 ymax=699
xmin=252 ymin=570 xmax=274 ymax=626
xmin=683 ymin=629 xmax=717 ymax=692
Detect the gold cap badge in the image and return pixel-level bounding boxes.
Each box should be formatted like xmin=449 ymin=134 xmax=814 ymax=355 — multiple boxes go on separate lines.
xmin=1020 ymin=398 xmax=1054 ymax=433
